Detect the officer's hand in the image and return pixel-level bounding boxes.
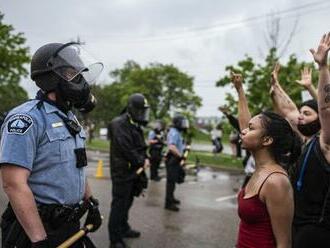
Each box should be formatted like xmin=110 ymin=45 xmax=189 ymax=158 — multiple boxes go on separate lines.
xmin=144 ymin=158 xmax=150 ymax=169
xmin=31 ymin=238 xmax=51 ymax=248
xmin=84 ymin=196 xmax=102 ymax=232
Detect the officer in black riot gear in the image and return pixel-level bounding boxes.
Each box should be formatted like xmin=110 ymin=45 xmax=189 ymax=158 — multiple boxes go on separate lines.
xmin=0 ymin=42 xmax=103 ymax=248
xmin=165 ymin=115 xmax=189 ymax=212
xmin=148 ymin=120 xmax=165 ymax=181
xmin=108 ymin=93 xmax=150 ymax=248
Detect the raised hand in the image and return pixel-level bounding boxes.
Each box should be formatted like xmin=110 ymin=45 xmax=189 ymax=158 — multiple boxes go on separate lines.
xmin=310 ymin=32 xmax=330 ymax=67
xmin=296 ymin=67 xmax=312 ymax=87
xmin=271 ymin=63 xmax=281 ymax=86
xmin=230 ymin=71 xmax=243 ymax=90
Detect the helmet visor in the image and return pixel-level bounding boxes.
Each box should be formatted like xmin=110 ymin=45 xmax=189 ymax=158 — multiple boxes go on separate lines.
xmin=47 ymin=43 xmax=103 ymax=84
xmin=181 ymin=118 xmax=189 ymax=129
xmin=139 ymin=108 xmax=150 ymax=123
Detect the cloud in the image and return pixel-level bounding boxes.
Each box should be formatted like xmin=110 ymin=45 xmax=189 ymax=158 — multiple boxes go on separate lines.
xmin=1 ymin=0 xmax=329 ymax=116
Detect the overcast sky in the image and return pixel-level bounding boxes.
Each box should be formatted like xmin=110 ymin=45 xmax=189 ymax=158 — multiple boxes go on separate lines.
xmin=1 ymin=0 xmax=329 ymax=117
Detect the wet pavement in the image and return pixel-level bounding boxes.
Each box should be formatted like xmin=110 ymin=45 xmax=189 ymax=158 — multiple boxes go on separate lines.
xmin=0 ymin=150 xmax=244 ymax=248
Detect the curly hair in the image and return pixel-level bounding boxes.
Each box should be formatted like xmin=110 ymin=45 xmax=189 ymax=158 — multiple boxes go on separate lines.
xmin=260 ymin=111 xmax=302 ymax=169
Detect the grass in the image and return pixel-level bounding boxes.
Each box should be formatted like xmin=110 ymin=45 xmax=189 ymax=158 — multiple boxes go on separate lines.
xmin=86 ymin=138 xmax=109 ymax=152
xmin=192 ymin=129 xmax=211 ymax=144
xmin=87 ymin=138 xmax=243 ymax=171
xmin=187 ymin=150 xmax=243 ymax=170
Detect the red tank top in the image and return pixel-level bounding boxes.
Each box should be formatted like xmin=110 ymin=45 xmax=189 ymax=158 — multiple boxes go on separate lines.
xmin=236 ymin=172 xmax=287 ymax=248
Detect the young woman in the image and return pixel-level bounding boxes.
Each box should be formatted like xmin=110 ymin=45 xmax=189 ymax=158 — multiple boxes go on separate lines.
xmin=230 ymin=72 xmax=301 ymax=248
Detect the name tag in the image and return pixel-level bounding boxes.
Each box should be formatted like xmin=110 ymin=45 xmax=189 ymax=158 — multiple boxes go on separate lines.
xmin=52 ymin=122 xmax=64 ymax=128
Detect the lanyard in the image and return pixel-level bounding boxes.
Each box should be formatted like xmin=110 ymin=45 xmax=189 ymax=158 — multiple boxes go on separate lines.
xmin=296 ymin=137 xmax=317 ymax=192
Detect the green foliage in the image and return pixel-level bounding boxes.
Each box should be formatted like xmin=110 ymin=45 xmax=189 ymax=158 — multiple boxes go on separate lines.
xmin=90 ymin=60 xmax=202 ymax=127
xmin=0 ymin=84 xmax=28 ymax=113
xmin=0 ymin=12 xmax=30 ymax=113
xmin=216 ymin=48 xmax=317 ymax=115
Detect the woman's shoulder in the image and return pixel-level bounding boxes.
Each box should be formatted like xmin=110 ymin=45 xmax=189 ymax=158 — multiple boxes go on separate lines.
xmin=260 ymin=170 xmax=291 ymax=196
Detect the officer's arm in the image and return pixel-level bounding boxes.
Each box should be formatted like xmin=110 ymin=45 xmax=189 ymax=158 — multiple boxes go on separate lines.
xmin=84 ymin=179 xmax=92 ymax=199
xmin=148 ymin=139 xmax=159 ymax=145
xmin=168 ymin=144 xmax=181 ymax=157
xmin=148 ymin=131 xmax=159 ymax=145
xmin=1 ymin=164 xmax=47 ymax=242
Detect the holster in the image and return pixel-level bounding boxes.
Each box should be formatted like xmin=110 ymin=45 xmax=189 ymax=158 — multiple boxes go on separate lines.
xmin=38 ymin=201 xmax=89 ymax=230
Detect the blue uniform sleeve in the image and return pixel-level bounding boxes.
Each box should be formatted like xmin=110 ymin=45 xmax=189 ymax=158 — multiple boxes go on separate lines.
xmin=148 ymin=130 xmax=155 ymax=140
xmin=167 ymin=129 xmax=179 ymax=146
xmin=0 ymin=113 xmax=38 ymax=170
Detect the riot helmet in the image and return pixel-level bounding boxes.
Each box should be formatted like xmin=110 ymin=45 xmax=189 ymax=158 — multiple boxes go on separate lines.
xmin=173 ymin=115 xmax=189 ymax=131
xmin=30 ymin=42 xmax=103 ymax=111
xmin=127 ymin=93 xmax=150 ymax=125
xmin=154 ymin=120 xmax=164 ymax=132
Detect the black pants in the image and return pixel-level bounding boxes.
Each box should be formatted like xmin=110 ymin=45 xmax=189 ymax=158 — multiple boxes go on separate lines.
xmin=108 ymin=181 xmax=134 ymax=243
xmin=1 ymin=205 xmax=83 ymax=248
xmin=150 ymin=152 xmax=162 ymax=179
xmin=293 ymin=224 xmax=330 ymax=248
xmin=165 ymin=156 xmax=180 ymax=205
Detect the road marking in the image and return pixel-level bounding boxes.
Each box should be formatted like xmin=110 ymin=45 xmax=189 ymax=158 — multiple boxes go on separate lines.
xmin=215 ymin=194 xmax=237 ymax=202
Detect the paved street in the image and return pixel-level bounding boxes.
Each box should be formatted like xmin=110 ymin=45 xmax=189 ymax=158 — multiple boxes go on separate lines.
xmin=0 ymin=150 xmax=244 ymax=248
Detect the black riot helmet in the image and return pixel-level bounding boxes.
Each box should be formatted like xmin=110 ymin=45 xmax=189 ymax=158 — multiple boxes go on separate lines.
xmin=154 ymin=120 xmax=164 ymax=132
xmin=127 ymin=93 xmax=150 ymax=125
xmin=30 ymin=42 xmax=103 ymax=112
xmin=173 ymin=115 xmax=189 ymax=131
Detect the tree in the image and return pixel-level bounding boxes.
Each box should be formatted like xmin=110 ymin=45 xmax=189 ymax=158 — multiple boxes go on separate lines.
xmin=216 ymin=48 xmax=317 ymax=116
xmin=259 ymin=12 xmax=298 ymax=59
xmin=110 ymin=61 xmax=202 ymax=120
xmin=0 ymin=12 xmax=30 ymax=113
xmin=90 ymin=60 xmax=202 ymax=127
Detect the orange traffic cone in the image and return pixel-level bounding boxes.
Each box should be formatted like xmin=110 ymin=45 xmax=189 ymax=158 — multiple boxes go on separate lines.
xmin=95 ymin=159 xmax=104 ymax=179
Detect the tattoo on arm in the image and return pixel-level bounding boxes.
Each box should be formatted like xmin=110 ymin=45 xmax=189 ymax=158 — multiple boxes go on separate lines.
xmin=324 ymin=85 xmax=330 ymax=103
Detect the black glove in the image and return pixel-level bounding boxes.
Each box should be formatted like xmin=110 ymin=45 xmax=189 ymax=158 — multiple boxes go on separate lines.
xmin=132 ymin=171 xmax=148 ymax=197
xmin=31 ymin=238 xmax=51 ymax=248
xmin=84 ymin=196 xmax=102 ymax=232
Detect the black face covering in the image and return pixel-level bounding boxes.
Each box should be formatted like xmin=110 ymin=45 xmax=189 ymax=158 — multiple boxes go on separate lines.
xmin=297 ymin=119 xmax=321 ymax=137
xmin=58 ymin=76 xmax=91 ymax=109
xmin=75 ymin=93 xmax=97 ymax=113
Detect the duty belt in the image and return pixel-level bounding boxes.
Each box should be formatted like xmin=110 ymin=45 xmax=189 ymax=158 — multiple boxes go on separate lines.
xmin=38 ymin=201 xmax=89 ymax=229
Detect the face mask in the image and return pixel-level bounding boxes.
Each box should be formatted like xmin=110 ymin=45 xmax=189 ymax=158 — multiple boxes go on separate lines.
xmin=75 ymin=93 xmax=96 ymax=113
xmin=297 ymin=119 xmax=321 ymax=137
xmin=58 ymin=76 xmax=90 ymax=107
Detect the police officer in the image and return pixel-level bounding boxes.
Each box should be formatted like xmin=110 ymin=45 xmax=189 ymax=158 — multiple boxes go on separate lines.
xmin=0 ymin=42 xmax=103 ymax=247
xmin=165 ymin=115 xmax=189 ymax=212
xmin=148 ymin=120 xmax=165 ymax=181
xmin=108 ymin=93 xmax=150 ymax=248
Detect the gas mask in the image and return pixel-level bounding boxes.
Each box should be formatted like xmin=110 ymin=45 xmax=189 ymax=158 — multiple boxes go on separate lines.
xmin=75 ymin=93 xmax=97 ymax=114
xmin=47 ymin=42 xmax=103 ymax=112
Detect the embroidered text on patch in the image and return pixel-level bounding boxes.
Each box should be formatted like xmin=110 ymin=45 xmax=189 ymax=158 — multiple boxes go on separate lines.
xmin=7 ymin=114 xmax=34 ymax=135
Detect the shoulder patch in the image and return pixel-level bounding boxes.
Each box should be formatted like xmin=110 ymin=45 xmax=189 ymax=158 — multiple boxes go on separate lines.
xmin=7 ymin=114 xmax=34 ymax=135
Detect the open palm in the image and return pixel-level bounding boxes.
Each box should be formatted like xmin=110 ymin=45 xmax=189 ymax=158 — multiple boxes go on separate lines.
xmin=296 ymin=67 xmax=312 ymax=87
xmin=310 ymin=33 xmax=330 ymax=66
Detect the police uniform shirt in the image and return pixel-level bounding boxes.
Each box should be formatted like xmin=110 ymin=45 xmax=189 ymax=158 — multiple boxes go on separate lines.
xmin=148 ymin=130 xmax=156 ymax=141
xmin=0 ymin=100 xmax=86 ymax=205
xmin=167 ymin=127 xmax=184 ymax=154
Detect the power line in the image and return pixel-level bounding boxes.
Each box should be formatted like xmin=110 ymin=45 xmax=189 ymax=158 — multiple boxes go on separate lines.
xmin=86 ymin=0 xmax=330 ymax=43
